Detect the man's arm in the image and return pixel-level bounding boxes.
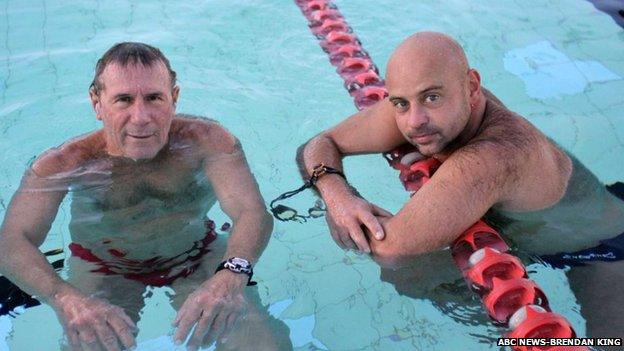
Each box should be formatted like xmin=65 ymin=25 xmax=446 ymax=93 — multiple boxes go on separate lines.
xmin=204 ymin=132 xmax=272 ymax=265
xmin=297 ymin=97 xmax=405 ymax=191
xmin=0 ymin=165 xmax=69 ymax=302
xmin=296 ymin=99 xmax=405 ymax=252
xmin=173 ymin=121 xmax=272 ymax=350
xmin=366 ymin=116 xmax=571 ymax=268
xmin=0 ymin=150 xmax=137 ymax=350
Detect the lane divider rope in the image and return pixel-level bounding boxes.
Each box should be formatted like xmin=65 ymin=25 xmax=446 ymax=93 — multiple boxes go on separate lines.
xmin=295 ymin=0 xmax=387 ymax=110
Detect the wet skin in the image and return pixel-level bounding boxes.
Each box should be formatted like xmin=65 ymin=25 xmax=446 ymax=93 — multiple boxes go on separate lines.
xmin=0 ymin=60 xmax=279 ymax=351
xmin=297 ymin=31 xmax=624 ymax=338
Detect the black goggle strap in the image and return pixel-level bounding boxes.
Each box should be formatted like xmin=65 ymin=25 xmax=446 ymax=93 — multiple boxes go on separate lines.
xmin=269 ymin=180 xmax=314 ymax=222
xmin=269 ymin=164 xmax=343 ymax=222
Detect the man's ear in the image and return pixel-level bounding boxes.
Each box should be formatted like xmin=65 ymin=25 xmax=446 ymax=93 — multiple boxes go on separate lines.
xmin=467 ymin=69 xmax=482 ymax=105
xmin=89 ymin=87 xmax=102 ymax=121
xmin=172 ymin=85 xmax=180 ymax=107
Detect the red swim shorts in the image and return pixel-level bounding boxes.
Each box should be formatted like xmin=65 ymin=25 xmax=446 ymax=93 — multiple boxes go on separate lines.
xmin=69 ymin=220 xmax=218 ymax=287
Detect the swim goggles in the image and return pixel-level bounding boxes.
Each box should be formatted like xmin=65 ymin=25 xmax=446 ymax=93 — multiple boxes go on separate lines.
xmin=269 ymin=163 xmax=346 ymax=222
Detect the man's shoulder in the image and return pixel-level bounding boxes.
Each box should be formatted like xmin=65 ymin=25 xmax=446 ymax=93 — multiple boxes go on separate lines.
xmin=31 ymin=131 xmax=105 ymax=177
xmin=462 ymin=94 xmax=572 ymax=210
xmin=474 ymin=96 xmax=546 ymax=151
xmin=171 ymin=114 xmax=241 ymax=156
xmin=467 ymin=95 xmax=569 ymax=168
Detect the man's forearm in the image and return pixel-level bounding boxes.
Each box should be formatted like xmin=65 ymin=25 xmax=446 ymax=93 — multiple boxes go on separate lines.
xmin=0 ymin=234 xmax=75 ymax=304
xmin=222 ymin=209 xmax=273 ymax=264
xmin=296 ymin=134 xmax=354 ymax=202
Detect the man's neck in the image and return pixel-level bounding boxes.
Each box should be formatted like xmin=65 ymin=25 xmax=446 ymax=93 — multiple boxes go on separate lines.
xmin=100 ymin=130 xmax=172 ymax=166
xmin=434 ymin=92 xmax=487 ymax=161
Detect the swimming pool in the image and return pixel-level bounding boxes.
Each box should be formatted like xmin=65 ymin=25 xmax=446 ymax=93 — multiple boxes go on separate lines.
xmin=1 ymin=0 xmax=623 ymax=350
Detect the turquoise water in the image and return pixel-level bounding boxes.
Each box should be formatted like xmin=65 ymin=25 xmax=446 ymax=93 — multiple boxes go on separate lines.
xmin=1 ymin=0 xmax=623 ymax=350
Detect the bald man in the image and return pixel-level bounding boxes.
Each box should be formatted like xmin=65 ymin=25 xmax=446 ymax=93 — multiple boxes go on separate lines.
xmin=296 ymin=32 xmax=624 ymax=337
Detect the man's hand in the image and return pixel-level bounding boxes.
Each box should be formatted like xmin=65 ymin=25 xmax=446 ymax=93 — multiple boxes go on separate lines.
xmin=50 ymin=287 xmax=137 ymax=351
xmin=325 ymin=194 xmax=393 ymax=253
xmin=173 ymin=270 xmax=248 ymax=351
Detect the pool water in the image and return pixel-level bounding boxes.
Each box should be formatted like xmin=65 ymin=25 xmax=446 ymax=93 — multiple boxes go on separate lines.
xmin=1 ymin=0 xmax=623 ymax=350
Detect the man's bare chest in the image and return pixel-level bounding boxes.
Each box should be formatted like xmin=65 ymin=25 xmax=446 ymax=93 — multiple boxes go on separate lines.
xmin=74 ymin=159 xmax=208 ymax=212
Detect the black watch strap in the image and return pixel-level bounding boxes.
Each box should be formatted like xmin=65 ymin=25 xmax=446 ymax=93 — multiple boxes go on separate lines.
xmin=215 ymin=258 xmax=257 ymax=286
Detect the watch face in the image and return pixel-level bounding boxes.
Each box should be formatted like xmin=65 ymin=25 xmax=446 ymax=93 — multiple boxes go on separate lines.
xmin=225 ymin=257 xmax=252 ymax=273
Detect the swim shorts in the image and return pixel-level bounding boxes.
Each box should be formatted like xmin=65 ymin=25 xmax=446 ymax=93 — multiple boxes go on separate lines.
xmin=541 ymin=182 xmax=624 ymax=268
xmin=69 ymin=219 xmax=217 ymax=287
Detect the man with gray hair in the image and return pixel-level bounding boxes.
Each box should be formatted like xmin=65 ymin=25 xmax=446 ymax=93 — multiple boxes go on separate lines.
xmin=0 ymin=42 xmax=289 ymax=350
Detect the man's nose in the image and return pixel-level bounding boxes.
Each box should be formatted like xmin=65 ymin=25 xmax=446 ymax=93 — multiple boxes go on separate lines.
xmin=130 ymin=99 xmax=151 ymax=125
xmin=407 ymin=104 xmax=429 ymax=129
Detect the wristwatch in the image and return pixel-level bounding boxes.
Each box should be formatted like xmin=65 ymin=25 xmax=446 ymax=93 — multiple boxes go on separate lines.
xmin=214 ymin=257 xmax=257 ymax=286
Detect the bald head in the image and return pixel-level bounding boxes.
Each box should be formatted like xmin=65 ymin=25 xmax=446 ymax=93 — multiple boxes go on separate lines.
xmin=386 ymin=32 xmax=469 ymax=87
xmin=385 ymin=32 xmax=484 ymax=156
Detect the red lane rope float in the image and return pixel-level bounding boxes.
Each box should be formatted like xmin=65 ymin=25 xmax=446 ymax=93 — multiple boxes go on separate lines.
xmin=385 ymin=152 xmax=583 ymax=350
xmin=295 ymin=0 xmax=386 ymax=111
xmin=294 ymin=1 xmax=584 ymax=349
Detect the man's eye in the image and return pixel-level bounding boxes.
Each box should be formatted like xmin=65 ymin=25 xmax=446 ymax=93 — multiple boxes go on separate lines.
xmin=424 ymin=94 xmax=440 ymax=103
xmin=393 ymin=100 xmax=408 ymax=110
xmin=147 ymin=95 xmax=162 ymax=102
xmin=117 ymin=97 xmax=132 ymax=103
